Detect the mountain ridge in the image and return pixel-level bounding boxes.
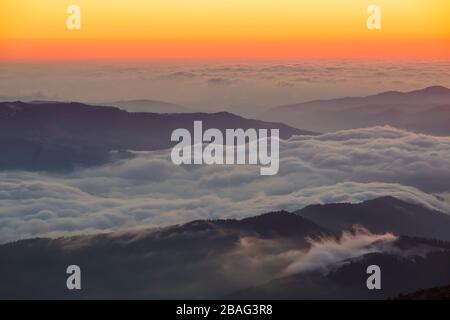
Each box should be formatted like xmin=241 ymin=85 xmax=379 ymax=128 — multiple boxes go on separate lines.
xmin=273 ymin=86 xmax=450 ymax=111
xmin=99 ymin=99 xmax=189 ymax=113
xmin=261 ymin=86 xmax=450 ymax=135
xmin=296 ymin=196 xmax=450 ymax=241
xmin=1 ymin=196 xmax=450 ymax=299
xmin=0 ymin=101 xmax=314 ymax=171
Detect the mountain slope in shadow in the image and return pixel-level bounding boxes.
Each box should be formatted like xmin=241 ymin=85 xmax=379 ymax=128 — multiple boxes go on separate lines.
xmin=2 ymin=197 xmax=450 ymax=299
xmin=296 ymin=196 xmax=450 ymax=241
xmin=229 ymin=237 xmax=450 ymax=300
xmin=396 ymin=284 xmax=450 ymax=300
xmin=0 ymin=211 xmax=330 ymax=299
xmin=261 ymin=86 xmax=450 ymax=135
xmin=0 ymin=101 xmax=313 ymax=171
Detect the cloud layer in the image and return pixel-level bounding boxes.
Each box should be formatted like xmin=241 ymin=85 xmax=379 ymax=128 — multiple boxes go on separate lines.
xmin=1 ymin=126 xmax=449 ymax=242
xmin=2 ymin=61 xmax=449 ymax=114
xmin=283 ymin=226 xmax=397 ymax=276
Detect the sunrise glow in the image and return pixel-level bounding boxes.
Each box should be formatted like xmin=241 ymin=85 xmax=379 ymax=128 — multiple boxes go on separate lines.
xmin=1 ymin=0 xmax=449 ymax=60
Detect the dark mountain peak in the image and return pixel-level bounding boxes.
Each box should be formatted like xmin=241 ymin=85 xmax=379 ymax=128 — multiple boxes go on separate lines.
xmin=0 ymin=100 xmax=123 ymax=113
xmin=411 ymin=85 xmax=450 ymax=95
xmin=361 ymin=195 xmax=412 ymax=207
xmin=367 ymin=90 xmax=401 ymax=98
xmin=297 ymin=196 xmax=450 ymax=241
xmin=0 ymin=101 xmax=310 ymax=171
xmin=368 ymin=85 xmax=450 ymax=100
xmin=268 ymin=85 xmax=450 ymax=111
xmin=396 ymin=284 xmax=450 ymax=300
xmin=210 ymin=210 xmax=330 ymax=238
xmin=262 ymin=84 xmax=450 ymax=135
xmin=239 ymin=210 xmax=302 ymax=223
xmin=299 ymin=196 xmax=434 ymax=214
xmin=70 ymin=210 xmax=331 ymax=247
xmin=102 ymin=99 xmax=189 ymax=114
xmin=177 ymin=219 xmax=220 ymax=233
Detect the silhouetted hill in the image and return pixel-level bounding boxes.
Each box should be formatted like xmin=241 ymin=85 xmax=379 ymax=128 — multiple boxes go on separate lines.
xmin=230 ymin=237 xmax=450 ymax=300
xmin=296 ymin=196 xmax=450 ymax=241
xmin=0 ymin=101 xmax=313 ymax=171
xmin=396 ymin=284 xmax=450 ymax=300
xmin=0 ymin=210 xmax=330 ymax=299
xmin=261 ymin=86 xmax=450 ymax=135
xmin=100 ymin=99 xmax=189 ymax=113
xmin=2 ymin=197 xmax=450 ymax=299
xmin=211 ymin=211 xmax=329 ymax=238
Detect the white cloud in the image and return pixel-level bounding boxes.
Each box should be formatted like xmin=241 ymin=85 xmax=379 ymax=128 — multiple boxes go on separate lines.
xmin=282 ymin=226 xmax=397 ymax=276
xmin=1 ymin=126 xmax=449 ymax=242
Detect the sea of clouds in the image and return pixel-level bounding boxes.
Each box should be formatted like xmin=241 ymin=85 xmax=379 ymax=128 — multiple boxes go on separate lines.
xmin=1 ymin=60 xmax=449 ymax=114
xmin=1 ymin=126 xmax=450 ymax=242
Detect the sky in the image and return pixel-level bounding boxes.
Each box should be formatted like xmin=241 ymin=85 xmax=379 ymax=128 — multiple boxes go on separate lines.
xmin=1 ymin=0 xmax=449 ymax=60
xmin=1 ymin=1 xmax=449 ymax=109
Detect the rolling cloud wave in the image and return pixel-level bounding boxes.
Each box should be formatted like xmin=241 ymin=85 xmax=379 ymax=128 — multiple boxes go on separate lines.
xmin=1 ymin=126 xmax=449 ymax=242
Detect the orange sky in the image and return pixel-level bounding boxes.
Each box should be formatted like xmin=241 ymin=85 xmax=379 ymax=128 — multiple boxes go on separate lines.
xmin=1 ymin=0 xmax=449 ymax=61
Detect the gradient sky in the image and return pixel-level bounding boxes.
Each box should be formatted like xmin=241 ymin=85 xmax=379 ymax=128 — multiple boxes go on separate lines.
xmin=0 ymin=0 xmax=449 ymax=60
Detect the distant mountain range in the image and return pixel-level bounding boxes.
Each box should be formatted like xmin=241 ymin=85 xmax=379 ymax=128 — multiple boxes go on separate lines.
xmin=261 ymin=86 xmax=450 ymax=135
xmin=100 ymin=99 xmax=189 ymax=113
xmin=0 ymin=101 xmax=312 ymax=171
xmin=1 ymin=196 xmax=449 ymax=299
